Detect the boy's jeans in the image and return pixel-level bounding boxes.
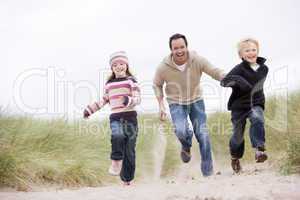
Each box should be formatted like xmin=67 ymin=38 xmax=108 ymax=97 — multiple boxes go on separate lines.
xmin=169 ymin=100 xmax=213 ymax=176
xmin=110 ymin=119 xmax=138 ymax=182
xmin=230 ymin=106 xmax=266 ymax=159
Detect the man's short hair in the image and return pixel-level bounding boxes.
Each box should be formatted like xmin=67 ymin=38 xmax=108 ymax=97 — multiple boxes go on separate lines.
xmin=169 ymin=33 xmax=188 ymax=49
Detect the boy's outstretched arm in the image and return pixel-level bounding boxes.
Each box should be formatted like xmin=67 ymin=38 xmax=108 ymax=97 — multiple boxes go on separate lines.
xmin=221 ymin=75 xmax=253 ymax=91
xmin=220 ymin=66 xmax=253 ymax=92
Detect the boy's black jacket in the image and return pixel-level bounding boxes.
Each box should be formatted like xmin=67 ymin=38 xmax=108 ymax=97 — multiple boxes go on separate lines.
xmin=221 ymin=57 xmax=269 ymax=111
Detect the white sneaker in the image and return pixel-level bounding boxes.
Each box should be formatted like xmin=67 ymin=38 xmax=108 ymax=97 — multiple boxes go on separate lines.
xmin=108 ymin=166 xmax=120 ymax=176
xmin=108 ymin=160 xmax=122 ymax=176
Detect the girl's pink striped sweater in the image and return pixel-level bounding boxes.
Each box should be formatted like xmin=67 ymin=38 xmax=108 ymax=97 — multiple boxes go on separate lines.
xmin=85 ymin=76 xmax=141 ymax=117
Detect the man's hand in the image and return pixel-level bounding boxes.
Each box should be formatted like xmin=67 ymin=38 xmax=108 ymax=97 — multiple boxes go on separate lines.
xmin=220 ymin=73 xmax=227 ymax=81
xmin=159 ymin=103 xmax=167 ymax=121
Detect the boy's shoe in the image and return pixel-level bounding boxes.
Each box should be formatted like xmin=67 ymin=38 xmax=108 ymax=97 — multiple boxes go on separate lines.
xmin=255 ymin=150 xmax=268 ymax=163
xmin=108 ymin=160 xmax=122 ymax=176
xmin=231 ymin=158 xmax=242 ymax=173
xmin=180 ymin=148 xmax=191 ymax=163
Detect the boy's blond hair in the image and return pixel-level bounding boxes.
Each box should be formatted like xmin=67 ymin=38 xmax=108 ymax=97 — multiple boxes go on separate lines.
xmin=237 ymin=38 xmax=259 ymax=58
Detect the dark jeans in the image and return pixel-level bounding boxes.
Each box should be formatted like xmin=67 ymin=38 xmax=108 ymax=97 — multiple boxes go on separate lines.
xmin=110 ymin=119 xmax=138 ymax=182
xmin=230 ymin=106 xmax=266 ymax=159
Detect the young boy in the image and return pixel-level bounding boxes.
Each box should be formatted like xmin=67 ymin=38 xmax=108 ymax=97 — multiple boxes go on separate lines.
xmin=221 ymin=38 xmax=269 ymax=173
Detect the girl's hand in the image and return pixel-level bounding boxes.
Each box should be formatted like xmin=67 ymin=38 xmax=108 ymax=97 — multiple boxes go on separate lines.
xmin=83 ymin=109 xmax=90 ymax=119
xmin=122 ymin=96 xmax=130 ymax=107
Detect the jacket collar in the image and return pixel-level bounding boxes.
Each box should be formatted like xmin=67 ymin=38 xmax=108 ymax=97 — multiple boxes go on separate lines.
xmin=242 ymin=56 xmax=266 ymax=67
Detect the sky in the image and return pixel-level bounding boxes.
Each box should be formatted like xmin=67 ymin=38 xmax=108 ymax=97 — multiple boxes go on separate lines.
xmin=1 ymin=0 xmax=300 ymax=121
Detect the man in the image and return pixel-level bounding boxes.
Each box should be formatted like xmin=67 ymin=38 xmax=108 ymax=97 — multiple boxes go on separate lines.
xmin=153 ymin=33 xmax=225 ymax=176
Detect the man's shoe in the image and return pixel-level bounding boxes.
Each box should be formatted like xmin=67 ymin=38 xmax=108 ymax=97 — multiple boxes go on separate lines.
xmin=180 ymin=148 xmax=191 ymax=163
xmin=255 ymin=151 xmax=268 ymax=163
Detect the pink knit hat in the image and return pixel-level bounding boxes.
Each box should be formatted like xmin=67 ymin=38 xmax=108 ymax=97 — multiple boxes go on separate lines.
xmin=109 ymin=51 xmax=129 ymax=67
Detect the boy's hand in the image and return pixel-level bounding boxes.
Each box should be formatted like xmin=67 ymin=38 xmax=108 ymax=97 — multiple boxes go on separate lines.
xmin=83 ymin=109 xmax=90 ymax=119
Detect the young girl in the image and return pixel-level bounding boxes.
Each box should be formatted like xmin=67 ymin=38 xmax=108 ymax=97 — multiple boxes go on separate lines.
xmin=221 ymin=38 xmax=268 ymax=173
xmin=83 ymin=51 xmax=141 ymax=185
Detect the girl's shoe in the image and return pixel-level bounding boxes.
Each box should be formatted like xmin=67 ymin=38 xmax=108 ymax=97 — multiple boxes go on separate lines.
xmin=231 ymin=158 xmax=242 ymax=173
xmin=123 ymin=181 xmax=131 ymax=186
xmin=108 ymin=160 xmax=122 ymax=176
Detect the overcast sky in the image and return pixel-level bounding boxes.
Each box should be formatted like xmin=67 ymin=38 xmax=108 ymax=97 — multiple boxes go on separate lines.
xmin=1 ymin=0 xmax=299 ymax=120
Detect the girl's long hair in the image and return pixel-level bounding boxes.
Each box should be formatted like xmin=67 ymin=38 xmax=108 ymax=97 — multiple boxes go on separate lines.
xmin=106 ymin=64 xmax=135 ymax=83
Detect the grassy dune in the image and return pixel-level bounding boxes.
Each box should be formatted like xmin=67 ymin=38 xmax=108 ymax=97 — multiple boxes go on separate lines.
xmin=0 ymin=91 xmax=299 ymax=189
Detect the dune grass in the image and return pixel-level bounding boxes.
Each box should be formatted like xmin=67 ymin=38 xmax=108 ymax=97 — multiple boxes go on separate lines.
xmin=0 ymin=113 xmax=181 ymax=190
xmin=0 ymin=117 xmax=110 ymax=189
xmin=280 ymin=91 xmax=300 ymax=174
xmin=0 ymin=90 xmax=299 ymax=189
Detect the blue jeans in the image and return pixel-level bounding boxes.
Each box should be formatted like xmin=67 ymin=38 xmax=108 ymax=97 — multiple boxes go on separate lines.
xmin=110 ymin=119 xmax=138 ymax=182
xmin=230 ymin=106 xmax=266 ymax=159
xmin=169 ymin=100 xmax=213 ymax=176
